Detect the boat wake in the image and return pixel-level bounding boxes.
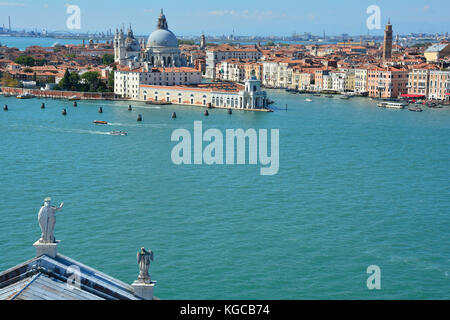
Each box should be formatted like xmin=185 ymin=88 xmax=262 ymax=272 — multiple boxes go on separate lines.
xmin=107 ymin=122 xmax=167 ymax=128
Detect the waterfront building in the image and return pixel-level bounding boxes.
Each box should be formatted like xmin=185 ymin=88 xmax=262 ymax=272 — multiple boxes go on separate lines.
xmin=428 ymin=71 xmax=450 ymax=100
xmin=367 ymin=66 xmax=409 ymax=98
xmin=114 ymin=10 xmax=187 ymax=68
xmin=383 ymin=19 xmax=393 ymax=61
xmin=262 ymin=60 xmax=296 ymax=88
xmin=139 ymin=75 xmax=267 ymax=110
xmin=408 ymin=68 xmax=432 ymax=97
xmin=314 ymin=70 xmax=329 ymax=91
xmin=205 ymin=44 xmax=262 ymax=79
xmin=292 ymin=69 xmax=314 ymax=91
xmin=354 ymin=68 xmax=368 ymax=94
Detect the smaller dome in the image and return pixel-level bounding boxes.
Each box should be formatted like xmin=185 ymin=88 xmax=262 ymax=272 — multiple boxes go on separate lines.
xmin=126 ymin=38 xmax=141 ymax=52
xmin=147 ymin=29 xmax=178 ymax=48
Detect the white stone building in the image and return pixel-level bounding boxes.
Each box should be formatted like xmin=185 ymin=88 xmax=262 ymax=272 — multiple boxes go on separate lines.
xmin=114 ymin=10 xmax=187 ymax=68
xmin=138 ymin=76 xmax=268 ymax=110
xmin=354 ymin=68 xmax=368 ymax=94
xmin=114 ymin=65 xmax=202 ymax=99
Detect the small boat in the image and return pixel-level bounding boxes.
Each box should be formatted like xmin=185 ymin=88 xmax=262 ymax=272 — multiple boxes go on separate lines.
xmin=109 ymin=131 xmax=127 ymax=136
xmin=17 ymin=93 xmax=35 ymax=99
xmin=68 ymin=96 xmax=80 ymax=101
xmin=340 ymin=96 xmax=350 ymax=100
xmin=408 ymin=107 xmax=423 ymax=112
xmin=313 ymin=94 xmax=321 ymax=97
xmin=305 ymin=99 xmax=312 ymax=102
xmin=94 ymin=120 xmax=108 ymax=125
xmin=326 ymin=95 xmax=334 ymax=98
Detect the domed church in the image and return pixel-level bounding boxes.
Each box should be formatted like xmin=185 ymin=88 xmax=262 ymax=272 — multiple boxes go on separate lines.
xmin=114 ymin=9 xmax=187 ymax=68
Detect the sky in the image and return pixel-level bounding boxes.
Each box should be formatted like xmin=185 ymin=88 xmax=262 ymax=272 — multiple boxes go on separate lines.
xmin=0 ymin=0 xmax=449 ymax=37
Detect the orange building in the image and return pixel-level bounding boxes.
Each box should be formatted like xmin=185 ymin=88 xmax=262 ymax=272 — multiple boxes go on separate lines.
xmin=367 ymin=66 xmax=409 ymax=98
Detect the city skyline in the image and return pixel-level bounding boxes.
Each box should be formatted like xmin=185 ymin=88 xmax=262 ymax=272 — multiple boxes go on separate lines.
xmin=0 ymin=0 xmax=449 ymax=37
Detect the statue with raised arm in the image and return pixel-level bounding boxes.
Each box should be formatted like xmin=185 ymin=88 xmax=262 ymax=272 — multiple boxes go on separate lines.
xmin=137 ymin=248 xmax=154 ymax=283
xmin=38 ymin=197 xmax=64 ymax=243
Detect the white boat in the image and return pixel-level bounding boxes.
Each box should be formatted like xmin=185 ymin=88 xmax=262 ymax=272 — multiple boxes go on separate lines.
xmin=385 ymin=102 xmax=408 ymax=109
xmin=109 ymin=131 xmax=128 ymax=136
xmin=378 ymin=102 xmax=407 ymax=109
xmin=305 ymin=99 xmax=312 ymax=102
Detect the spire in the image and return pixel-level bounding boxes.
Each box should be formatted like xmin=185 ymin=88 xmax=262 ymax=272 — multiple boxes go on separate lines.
xmin=128 ymin=24 xmax=134 ymax=38
xmin=157 ymin=8 xmax=168 ymax=30
xmin=388 ymin=18 xmax=391 ymax=25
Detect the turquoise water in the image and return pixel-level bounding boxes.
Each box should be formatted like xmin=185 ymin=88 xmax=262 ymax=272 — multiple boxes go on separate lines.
xmin=0 ymin=91 xmax=449 ymax=300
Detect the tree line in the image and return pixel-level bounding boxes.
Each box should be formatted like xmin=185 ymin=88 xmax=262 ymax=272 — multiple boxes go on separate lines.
xmin=55 ymin=69 xmax=114 ymax=92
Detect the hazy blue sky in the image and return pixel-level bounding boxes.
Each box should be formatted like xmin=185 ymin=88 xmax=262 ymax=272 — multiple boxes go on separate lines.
xmin=0 ymin=0 xmax=448 ymax=36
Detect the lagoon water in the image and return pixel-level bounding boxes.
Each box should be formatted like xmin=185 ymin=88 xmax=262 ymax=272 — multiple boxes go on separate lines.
xmin=0 ymin=91 xmax=449 ymax=299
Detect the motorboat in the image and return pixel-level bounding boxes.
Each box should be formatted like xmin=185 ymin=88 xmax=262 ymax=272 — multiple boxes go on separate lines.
xmin=408 ymin=107 xmax=423 ymax=112
xmin=109 ymin=131 xmax=127 ymax=136
xmin=93 ymin=120 xmax=108 ymax=125
xmin=68 ymin=96 xmax=80 ymax=101
xmin=17 ymin=93 xmax=35 ymax=99
xmin=305 ymin=99 xmax=312 ymax=102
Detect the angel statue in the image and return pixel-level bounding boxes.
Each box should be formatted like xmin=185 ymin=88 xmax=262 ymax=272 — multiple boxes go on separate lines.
xmin=137 ymin=248 xmax=154 ymax=283
xmin=38 ymin=197 xmax=64 ymax=243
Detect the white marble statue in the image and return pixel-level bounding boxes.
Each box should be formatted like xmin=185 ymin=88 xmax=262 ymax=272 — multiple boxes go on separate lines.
xmin=38 ymin=197 xmax=64 ymax=243
xmin=137 ymin=248 xmax=154 ymax=283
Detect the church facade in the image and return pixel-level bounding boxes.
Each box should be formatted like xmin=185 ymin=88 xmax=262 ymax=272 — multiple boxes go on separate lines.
xmin=114 ymin=10 xmax=187 ymax=68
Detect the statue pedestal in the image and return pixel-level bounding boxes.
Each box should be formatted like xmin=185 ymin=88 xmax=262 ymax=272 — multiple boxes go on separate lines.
xmin=33 ymin=240 xmax=59 ymax=258
xmin=132 ymin=281 xmax=156 ymax=300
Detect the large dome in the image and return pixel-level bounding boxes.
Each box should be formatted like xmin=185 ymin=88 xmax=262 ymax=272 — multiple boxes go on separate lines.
xmin=147 ymin=29 xmax=178 ymax=48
